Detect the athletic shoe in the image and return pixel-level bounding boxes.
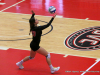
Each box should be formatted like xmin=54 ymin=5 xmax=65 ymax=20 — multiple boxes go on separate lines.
xmin=16 ymin=62 xmax=24 ymax=69
xmin=51 ymin=67 xmax=60 ymax=73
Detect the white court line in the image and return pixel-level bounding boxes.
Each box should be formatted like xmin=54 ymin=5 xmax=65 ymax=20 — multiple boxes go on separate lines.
xmin=0 ymin=45 xmax=98 ymax=60
xmin=0 ymin=45 xmax=98 ymax=59
xmin=0 ymin=3 xmax=6 ymax=5
xmin=63 ymin=54 xmax=68 ymax=57
xmin=44 ymin=15 xmax=63 ymax=18
xmin=0 ymin=46 xmax=9 ymax=50
xmin=85 ymin=18 xmax=89 ymax=20
xmin=50 ymin=52 xmax=98 ymax=59
xmin=0 ymin=45 xmax=99 ymax=59
xmin=81 ymin=59 xmax=100 ymax=75
xmin=0 ymin=0 xmax=25 ymax=12
xmin=64 ymin=17 xmax=100 ymax=22
xmin=56 ymin=15 xmax=63 ymax=18
xmin=1 ymin=11 xmax=100 ymax=22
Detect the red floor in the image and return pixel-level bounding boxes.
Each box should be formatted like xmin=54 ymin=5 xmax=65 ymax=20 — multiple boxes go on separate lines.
xmin=0 ymin=0 xmax=100 ymax=20
xmin=85 ymin=62 xmax=100 ymax=75
xmin=0 ymin=48 xmax=99 ymax=75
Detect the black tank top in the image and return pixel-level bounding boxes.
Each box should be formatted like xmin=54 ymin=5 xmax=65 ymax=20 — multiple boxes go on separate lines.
xmin=29 ymin=14 xmax=54 ymax=45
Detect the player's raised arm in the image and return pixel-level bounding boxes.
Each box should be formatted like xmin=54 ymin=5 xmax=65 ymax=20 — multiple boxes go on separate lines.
xmin=30 ymin=10 xmax=35 ymax=19
xmin=52 ymin=13 xmax=57 ymax=18
xmin=33 ymin=13 xmax=57 ymax=31
xmin=31 ymin=10 xmax=35 ymax=14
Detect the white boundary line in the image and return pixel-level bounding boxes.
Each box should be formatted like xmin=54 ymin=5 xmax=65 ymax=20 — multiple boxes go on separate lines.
xmin=0 ymin=12 xmax=100 ymax=22
xmin=0 ymin=3 xmax=6 ymax=5
xmin=0 ymin=46 xmax=9 ymax=50
xmin=81 ymin=59 xmax=100 ymax=75
xmin=0 ymin=0 xmax=25 ymax=12
xmin=0 ymin=46 xmax=99 ymax=59
xmin=50 ymin=52 xmax=98 ymax=59
xmin=0 ymin=46 xmax=98 ymax=59
xmin=0 ymin=45 xmax=96 ymax=59
xmin=85 ymin=18 xmax=89 ymax=20
xmin=63 ymin=54 xmax=68 ymax=57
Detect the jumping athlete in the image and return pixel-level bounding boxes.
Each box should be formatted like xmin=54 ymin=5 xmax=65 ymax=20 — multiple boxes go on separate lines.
xmin=16 ymin=10 xmax=60 ymax=74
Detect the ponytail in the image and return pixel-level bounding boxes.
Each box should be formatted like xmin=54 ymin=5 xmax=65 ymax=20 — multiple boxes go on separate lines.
xmin=29 ymin=23 xmax=35 ymax=35
xmin=29 ymin=17 xmax=35 ymax=35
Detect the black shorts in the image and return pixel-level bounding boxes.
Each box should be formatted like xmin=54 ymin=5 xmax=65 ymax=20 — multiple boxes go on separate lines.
xmin=30 ymin=41 xmax=40 ymax=51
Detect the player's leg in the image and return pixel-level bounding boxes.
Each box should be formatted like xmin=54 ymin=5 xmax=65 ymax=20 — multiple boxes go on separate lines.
xmin=36 ymin=47 xmax=51 ymax=65
xmin=16 ymin=50 xmax=36 ymax=69
xmin=23 ymin=50 xmax=36 ymax=62
xmin=36 ymin=47 xmax=60 ymax=73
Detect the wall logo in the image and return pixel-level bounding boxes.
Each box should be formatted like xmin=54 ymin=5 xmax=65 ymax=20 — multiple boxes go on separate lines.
xmin=65 ymin=26 xmax=100 ymax=51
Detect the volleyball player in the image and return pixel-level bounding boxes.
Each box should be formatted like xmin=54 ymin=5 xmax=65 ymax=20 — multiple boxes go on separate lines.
xmin=16 ymin=10 xmax=60 ymax=74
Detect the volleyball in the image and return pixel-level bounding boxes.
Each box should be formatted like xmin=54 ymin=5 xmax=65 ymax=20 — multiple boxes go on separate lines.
xmin=48 ymin=6 xmax=56 ymax=14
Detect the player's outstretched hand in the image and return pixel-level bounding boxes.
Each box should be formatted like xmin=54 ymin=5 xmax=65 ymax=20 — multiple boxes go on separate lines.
xmin=31 ymin=10 xmax=35 ymax=14
xmin=53 ymin=13 xmax=57 ymax=18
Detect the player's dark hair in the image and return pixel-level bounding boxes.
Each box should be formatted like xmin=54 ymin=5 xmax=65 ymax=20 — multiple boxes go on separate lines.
xmin=29 ymin=18 xmax=35 ymax=35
